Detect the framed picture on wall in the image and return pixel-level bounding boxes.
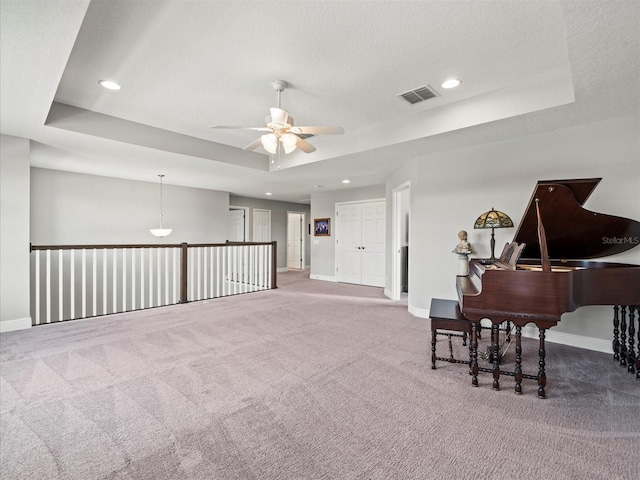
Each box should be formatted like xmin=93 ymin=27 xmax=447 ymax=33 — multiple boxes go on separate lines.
xmin=314 ymin=218 xmax=330 ymax=236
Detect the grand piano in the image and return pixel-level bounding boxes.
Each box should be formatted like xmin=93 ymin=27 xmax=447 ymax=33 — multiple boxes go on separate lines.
xmin=456 ymin=178 xmax=640 ymax=398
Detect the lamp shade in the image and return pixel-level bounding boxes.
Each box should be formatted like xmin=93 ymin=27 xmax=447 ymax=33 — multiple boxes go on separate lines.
xmin=281 ymin=133 xmax=298 ymax=154
xmin=474 ymin=208 xmax=514 ymax=230
xmin=260 ymin=133 xmax=278 ymax=154
xmin=150 ymin=228 xmax=173 ymax=238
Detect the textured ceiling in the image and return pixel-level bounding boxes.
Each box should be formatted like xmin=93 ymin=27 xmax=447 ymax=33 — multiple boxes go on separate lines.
xmin=1 ymin=1 xmax=638 ymax=202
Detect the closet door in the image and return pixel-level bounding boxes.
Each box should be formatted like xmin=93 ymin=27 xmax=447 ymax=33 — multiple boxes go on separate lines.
xmin=361 ymin=200 xmax=385 ymax=287
xmin=336 ymin=203 xmax=363 ymax=284
xmin=336 ymin=200 xmax=385 ymax=287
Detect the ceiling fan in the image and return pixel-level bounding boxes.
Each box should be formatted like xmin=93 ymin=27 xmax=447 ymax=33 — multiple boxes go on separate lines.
xmin=211 ymin=80 xmax=344 ymax=155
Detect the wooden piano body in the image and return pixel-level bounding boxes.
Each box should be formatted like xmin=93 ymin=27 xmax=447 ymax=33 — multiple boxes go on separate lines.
xmin=456 ymin=178 xmax=640 ymax=397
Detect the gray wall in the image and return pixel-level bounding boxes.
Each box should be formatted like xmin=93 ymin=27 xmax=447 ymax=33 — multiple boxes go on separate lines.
xmin=386 ymin=114 xmax=640 ymax=349
xmin=309 ymin=185 xmax=386 ymax=279
xmin=229 ymin=195 xmax=311 ymax=270
xmin=0 ymin=135 xmax=31 ymax=331
xmin=31 ymin=169 xmax=229 ymax=245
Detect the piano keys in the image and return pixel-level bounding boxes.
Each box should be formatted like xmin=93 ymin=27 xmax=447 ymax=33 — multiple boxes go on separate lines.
xmin=456 ymin=178 xmax=640 ymax=398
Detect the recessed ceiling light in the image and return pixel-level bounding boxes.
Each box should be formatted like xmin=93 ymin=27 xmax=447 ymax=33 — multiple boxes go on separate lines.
xmin=99 ymin=80 xmax=121 ymax=90
xmin=441 ymin=78 xmax=461 ymax=89
xmin=265 ymin=192 xmax=272 ymax=196
xmin=342 ymin=179 xmax=351 ymax=184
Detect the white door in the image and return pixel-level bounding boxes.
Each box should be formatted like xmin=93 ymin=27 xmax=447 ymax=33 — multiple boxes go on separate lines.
xmin=287 ymin=212 xmax=304 ymax=269
xmin=228 ymin=208 xmax=246 ymax=242
xmin=253 ymin=209 xmax=271 ymax=242
xmin=361 ymin=201 xmax=386 ymax=287
xmin=336 ymin=200 xmax=385 ymax=287
xmin=337 ymin=203 xmax=363 ymax=284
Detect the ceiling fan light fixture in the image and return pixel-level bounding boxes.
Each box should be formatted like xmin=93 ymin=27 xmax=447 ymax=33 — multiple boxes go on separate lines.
xmin=282 ymin=133 xmax=298 ymax=154
xmin=261 ymin=133 xmax=278 ymax=154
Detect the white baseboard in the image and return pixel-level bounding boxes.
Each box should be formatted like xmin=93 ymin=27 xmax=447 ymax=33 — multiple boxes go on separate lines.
xmin=409 ymin=304 xmax=430 ymax=319
xmin=309 ymin=274 xmax=336 ymax=282
xmin=521 ymin=325 xmax=611 ymax=353
xmin=277 ymin=267 xmax=288 ymax=273
xmin=0 ymin=317 xmax=32 ymax=333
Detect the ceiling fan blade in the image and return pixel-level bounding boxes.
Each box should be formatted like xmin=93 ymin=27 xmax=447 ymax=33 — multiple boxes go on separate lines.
xmin=242 ymin=137 xmax=263 ymax=151
xmin=211 ymin=125 xmax=271 ymax=132
xmin=290 ymin=126 xmax=344 ymax=135
xmin=295 ymin=136 xmax=316 ymax=153
xmin=269 ymin=108 xmax=289 ymax=126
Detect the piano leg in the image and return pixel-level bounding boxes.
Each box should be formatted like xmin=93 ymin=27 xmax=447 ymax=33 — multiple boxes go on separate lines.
xmin=636 ymin=306 xmax=640 ymax=380
xmin=613 ymin=305 xmax=620 ymax=361
xmin=492 ymin=323 xmax=500 ymax=390
xmin=620 ymin=306 xmax=628 ymax=367
xmin=538 ymin=328 xmax=547 ymax=399
xmin=471 ymin=322 xmax=479 ymax=387
xmin=431 ymin=328 xmax=437 ymax=370
xmin=629 ymin=306 xmax=636 ymax=374
xmin=514 ymin=326 xmax=523 ymax=395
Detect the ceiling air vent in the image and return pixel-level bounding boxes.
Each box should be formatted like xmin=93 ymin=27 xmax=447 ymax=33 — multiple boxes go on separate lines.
xmin=398 ymin=85 xmax=439 ymax=105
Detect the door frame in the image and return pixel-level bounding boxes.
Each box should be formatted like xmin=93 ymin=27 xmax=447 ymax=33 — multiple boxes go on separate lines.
xmin=229 ymin=205 xmax=250 ymax=241
xmin=287 ymin=211 xmax=306 ymax=269
xmin=391 ymin=182 xmax=410 ymax=301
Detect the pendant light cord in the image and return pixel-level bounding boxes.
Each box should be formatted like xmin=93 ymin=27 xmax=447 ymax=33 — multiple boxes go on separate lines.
xmin=158 ymin=174 xmax=164 ymax=229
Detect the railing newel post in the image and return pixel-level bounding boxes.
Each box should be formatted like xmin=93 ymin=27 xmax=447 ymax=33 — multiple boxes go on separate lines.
xmin=271 ymin=241 xmax=277 ymax=289
xmin=181 ymin=242 xmax=189 ymax=304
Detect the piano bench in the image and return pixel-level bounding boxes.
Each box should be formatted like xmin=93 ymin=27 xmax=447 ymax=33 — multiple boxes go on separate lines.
xmin=430 ymin=298 xmax=473 ymax=370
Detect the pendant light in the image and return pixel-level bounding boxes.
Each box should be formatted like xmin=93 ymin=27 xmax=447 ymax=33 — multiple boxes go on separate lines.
xmin=150 ymin=174 xmax=172 ymax=238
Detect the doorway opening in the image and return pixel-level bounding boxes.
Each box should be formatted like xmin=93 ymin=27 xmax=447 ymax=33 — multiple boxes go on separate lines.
xmin=391 ymin=182 xmax=410 ymax=301
xmin=228 ymin=206 xmax=250 ymax=242
xmin=287 ymin=212 xmax=305 ymax=269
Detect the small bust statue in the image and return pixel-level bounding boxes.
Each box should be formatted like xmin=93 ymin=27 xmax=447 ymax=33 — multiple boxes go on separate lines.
xmin=452 ymin=230 xmax=473 ymax=254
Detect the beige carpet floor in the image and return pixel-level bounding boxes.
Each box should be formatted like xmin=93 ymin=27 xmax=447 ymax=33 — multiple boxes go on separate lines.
xmin=1 ymin=270 xmax=638 ymax=479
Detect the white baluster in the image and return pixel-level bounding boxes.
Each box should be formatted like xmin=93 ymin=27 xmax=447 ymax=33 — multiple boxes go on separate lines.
xmin=58 ymin=250 xmax=63 ymax=321
xmin=190 ymin=247 xmax=195 ymax=301
xmin=35 ymin=250 xmax=40 ymax=325
xmin=92 ymin=249 xmax=97 ymax=317
xmin=203 ymin=247 xmax=208 ymax=300
xmin=173 ymin=248 xmax=178 ymax=304
xmin=149 ymin=248 xmax=154 ymax=307
xmin=102 ymin=249 xmax=107 ymax=314
xmin=157 ymin=248 xmax=162 ymax=305
xmin=82 ymin=249 xmax=86 ymax=318
xmin=112 ymin=249 xmax=117 ymax=313
xmin=162 ymin=248 xmax=170 ymax=305
xmin=197 ymin=247 xmax=202 ymax=301
xmin=141 ymin=248 xmax=145 ymax=309
xmin=70 ymin=249 xmax=75 ymax=319
xmin=122 ymin=248 xmax=127 ymax=311
xmin=131 ymin=248 xmax=136 ymax=311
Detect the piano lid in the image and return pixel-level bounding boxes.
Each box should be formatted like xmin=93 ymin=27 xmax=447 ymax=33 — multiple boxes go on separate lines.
xmin=513 ymin=178 xmax=640 ymax=261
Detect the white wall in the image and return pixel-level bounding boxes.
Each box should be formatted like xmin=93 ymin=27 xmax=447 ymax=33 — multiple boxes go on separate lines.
xmin=310 ymin=185 xmax=386 ymax=280
xmin=229 ymin=195 xmax=311 ymax=270
xmin=386 ymin=114 xmax=640 ymax=351
xmin=31 ymin=168 xmax=230 ymax=244
xmin=0 ymin=135 xmax=32 ymax=332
